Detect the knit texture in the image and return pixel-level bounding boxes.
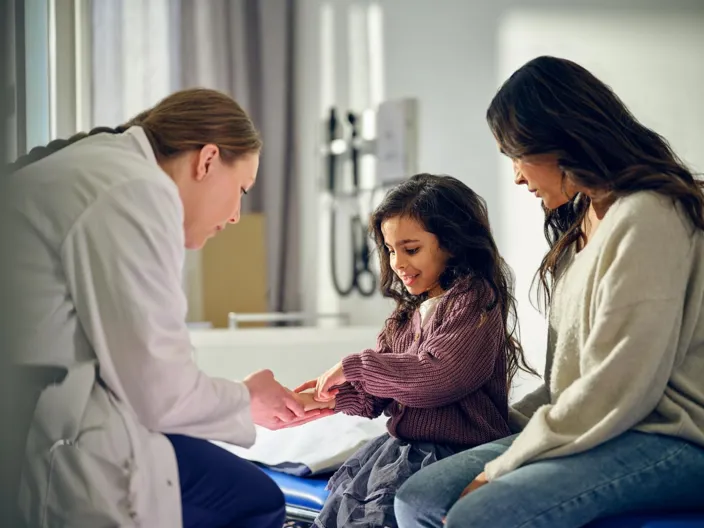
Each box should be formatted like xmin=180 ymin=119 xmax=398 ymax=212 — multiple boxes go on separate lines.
xmin=335 ymin=285 xmax=511 ymax=447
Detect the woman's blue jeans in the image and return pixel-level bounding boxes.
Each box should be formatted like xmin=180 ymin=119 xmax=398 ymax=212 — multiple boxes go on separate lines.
xmin=395 ymin=431 xmax=704 ymax=528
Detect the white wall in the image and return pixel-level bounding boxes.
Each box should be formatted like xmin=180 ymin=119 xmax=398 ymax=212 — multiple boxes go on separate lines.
xmin=192 ymin=326 xmax=380 ymax=389
xmin=296 ymin=0 xmax=395 ymax=331
xmin=193 ymin=325 xmax=534 ymax=403
xmin=296 ymin=0 xmax=704 ymax=380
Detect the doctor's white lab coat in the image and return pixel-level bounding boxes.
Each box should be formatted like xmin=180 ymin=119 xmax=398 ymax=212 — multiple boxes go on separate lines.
xmin=1 ymin=127 xmax=256 ymax=526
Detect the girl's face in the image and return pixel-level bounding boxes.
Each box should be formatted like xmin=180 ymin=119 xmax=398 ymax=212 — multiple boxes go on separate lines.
xmin=381 ymin=215 xmax=450 ymax=298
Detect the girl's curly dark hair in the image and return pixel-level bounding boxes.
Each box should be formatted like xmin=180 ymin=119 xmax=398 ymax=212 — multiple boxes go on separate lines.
xmin=371 ymin=173 xmax=536 ymax=380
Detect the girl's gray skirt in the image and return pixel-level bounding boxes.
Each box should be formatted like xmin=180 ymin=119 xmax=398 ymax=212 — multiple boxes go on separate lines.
xmin=313 ymin=433 xmax=460 ymax=528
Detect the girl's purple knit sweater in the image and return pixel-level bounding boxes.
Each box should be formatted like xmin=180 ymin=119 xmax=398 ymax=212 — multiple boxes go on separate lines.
xmin=335 ymin=286 xmax=511 ymax=447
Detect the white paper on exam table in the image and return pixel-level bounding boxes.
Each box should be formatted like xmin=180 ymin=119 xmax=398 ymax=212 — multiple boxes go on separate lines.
xmin=212 ymin=413 xmax=388 ymax=476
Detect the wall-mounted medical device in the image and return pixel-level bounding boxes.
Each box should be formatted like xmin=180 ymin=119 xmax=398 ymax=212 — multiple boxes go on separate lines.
xmin=322 ymin=98 xmax=419 ymax=298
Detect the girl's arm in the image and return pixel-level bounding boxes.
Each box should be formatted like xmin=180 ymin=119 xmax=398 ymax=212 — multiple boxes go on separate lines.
xmin=296 ymin=332 xmax=393 ymax=418
xmin=342 ymin=290 xmax=505 ymax=409
xmin=334 ymin=381 xmax=392 ymax=419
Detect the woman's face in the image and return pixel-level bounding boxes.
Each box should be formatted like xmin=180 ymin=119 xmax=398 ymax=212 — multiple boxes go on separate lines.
xmin=511 ymin=153 xmax=577 ymax=210
xmin=167 ymin=146 xmax=259 ymax=250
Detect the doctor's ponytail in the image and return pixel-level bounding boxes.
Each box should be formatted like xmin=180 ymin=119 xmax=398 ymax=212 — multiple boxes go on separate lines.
xmin=7 ymin=88 xmax=261 ymax=173
xmin=7 ymin=126 xmax=128 ymax=173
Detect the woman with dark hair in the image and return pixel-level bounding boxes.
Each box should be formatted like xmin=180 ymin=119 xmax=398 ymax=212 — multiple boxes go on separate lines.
xmin=294 ymin=173 xmax=534 ymax=527
xmin=395 ymin=56 xmax=704 ymax=527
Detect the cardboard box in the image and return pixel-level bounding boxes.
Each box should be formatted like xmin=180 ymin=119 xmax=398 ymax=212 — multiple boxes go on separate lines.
xmin=201 ymin=214 xmax=268 ymax=328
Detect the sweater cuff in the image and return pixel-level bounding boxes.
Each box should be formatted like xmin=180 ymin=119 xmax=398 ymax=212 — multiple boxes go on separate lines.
xmin=483 ymin=452 xmax=516 ymax=481
xmin=333 ymin=383 xmax=366 ymax=415
xmin=342 ymin=354 xmax=365 ymax=382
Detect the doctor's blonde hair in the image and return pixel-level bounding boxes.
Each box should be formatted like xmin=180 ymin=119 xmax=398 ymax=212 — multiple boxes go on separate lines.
xmin=8 ymin=88 xmax=261 ymax=172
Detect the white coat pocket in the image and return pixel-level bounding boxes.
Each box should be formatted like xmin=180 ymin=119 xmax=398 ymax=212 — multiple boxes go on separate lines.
xmin=19 ymin=362 xmax=140 ymax=527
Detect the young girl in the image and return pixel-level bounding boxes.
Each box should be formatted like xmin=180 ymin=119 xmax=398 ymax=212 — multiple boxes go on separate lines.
xmin=295 ymin=173 xmax=534 ymax=528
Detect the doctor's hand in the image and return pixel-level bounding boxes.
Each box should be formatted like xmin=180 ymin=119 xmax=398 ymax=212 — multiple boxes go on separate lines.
xmin=275 ymin=390 xmax=335 ymax=429
xmin=244 ymin=369 xmax=331 ymax=430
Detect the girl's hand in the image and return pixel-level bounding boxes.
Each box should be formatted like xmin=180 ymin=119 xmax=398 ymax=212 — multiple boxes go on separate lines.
xmin=294 ymin=379 xmax=317 ymax=393
xmin=293 ymin=361 xmax=346 ymax=402
xmin=294 ymin=379 xmax=339 ymax=399
xmin=315 ymin=361 xmax=346 ymax=402
xmin=296 ymin=389 xmax=336 ymax=411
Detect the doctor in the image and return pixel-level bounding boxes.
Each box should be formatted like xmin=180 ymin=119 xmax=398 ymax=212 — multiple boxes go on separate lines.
xmin=1 ymin=88 xmax=330 ymax=527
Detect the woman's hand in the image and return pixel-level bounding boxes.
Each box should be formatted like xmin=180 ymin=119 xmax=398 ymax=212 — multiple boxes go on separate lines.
xmin=442 ymin=472 xmax=489 ymax=524
xmin=459 ymin=471 xmax=489 ymax=499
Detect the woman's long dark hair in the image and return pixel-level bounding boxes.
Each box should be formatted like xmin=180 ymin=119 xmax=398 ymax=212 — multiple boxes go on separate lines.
xmin=487 ymin=56 xmax=704 ymax=308
xmin=371 ymin=173 xmax=536 ymax=380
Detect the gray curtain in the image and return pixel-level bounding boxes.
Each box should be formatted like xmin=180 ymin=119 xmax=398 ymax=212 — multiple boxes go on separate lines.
xmin=91 ymin=0 xmax=300 ymax=315
xmin=91 ymin=0 xmax=179 ymax=127
xmin=179 ymin=0 xmax=300 ymax=314
xmin=2 ymin=0 xmax=19 ymax=163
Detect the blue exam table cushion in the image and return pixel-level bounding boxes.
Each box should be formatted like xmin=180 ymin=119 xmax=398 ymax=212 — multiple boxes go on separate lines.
xmin=588 ymin=512 xmax=704 ymax=527
xmin=261 ymin=468 xmax=331 ymax=512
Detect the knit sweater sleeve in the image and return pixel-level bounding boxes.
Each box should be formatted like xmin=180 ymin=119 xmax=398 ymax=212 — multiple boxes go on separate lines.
xmin=334 ymin=332 xmax=393 ymax=418
xmin=342 ymin=290 xmax=505 ymax=409
xmin=485 ymin=194 xmax=693 ymax=481
xmin=334 ymin=381 xmax=392 ymax=418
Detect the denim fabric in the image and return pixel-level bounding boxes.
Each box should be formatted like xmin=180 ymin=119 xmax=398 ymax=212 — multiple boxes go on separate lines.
xmin=395 ymin=432 xmax=704 ymax=528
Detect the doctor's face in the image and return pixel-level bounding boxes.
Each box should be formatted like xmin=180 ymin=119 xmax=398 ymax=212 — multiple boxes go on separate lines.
xmin=179 ymin=147 xmax=259 ymax=250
